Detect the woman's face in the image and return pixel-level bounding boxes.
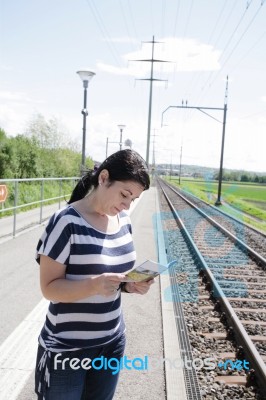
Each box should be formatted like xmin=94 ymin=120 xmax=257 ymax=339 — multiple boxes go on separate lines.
xmin=100 ymin=179 xmax=144 ymax=216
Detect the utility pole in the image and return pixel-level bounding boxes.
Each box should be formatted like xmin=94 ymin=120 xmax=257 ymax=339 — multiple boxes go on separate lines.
xmin=150 ymin=130 xmax=158 ymax=182
xmin=161 ymin=76 xmax=229 ymax=205
xmin=135 ymin=36 xmax=168 ymax=167
xmin=215 ymin=77 xmax=228 ymax=205
xmin=179 ymin=145 xmax=183 ymax=185
xmin=151 ymin=129 xmax=158 ymax=167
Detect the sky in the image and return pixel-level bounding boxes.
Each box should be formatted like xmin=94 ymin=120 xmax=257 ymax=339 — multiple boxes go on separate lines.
xmin=0 ymin=0 xmax=266 ymax=173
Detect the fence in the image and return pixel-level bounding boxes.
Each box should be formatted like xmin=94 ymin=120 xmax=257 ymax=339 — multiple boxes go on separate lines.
xmin=0 ymin=177 xmax=78 ymax=239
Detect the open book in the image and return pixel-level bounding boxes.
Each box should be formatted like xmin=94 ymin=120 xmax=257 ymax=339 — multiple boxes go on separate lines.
xmin=125 ymin=260 xmax=168 ymax=282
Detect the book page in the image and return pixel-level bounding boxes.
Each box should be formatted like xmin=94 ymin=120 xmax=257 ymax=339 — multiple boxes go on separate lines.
xmin=125 ymin=260 xmax=168 ymax=282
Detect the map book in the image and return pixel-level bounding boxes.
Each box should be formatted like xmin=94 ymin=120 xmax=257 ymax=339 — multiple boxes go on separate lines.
xmin=125 ymin=260 xmax=168 ymax=282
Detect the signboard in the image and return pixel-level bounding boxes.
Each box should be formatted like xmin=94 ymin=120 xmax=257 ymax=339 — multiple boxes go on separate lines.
xmin=0 ymin=185 xmax=8 ymax=203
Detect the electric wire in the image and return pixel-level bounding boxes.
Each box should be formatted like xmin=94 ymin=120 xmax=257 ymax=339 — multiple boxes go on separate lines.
xmin=161 ymin=0 xmax=166 ymax=40
xmin=182 ymin=0 xmax=194 ymax=39
xmin=183 ymin=0 xmax=230 ymax=110
xmin=188 ymin=0 xmax=250 ymax=111
xmin=187 ymin=0 xmax=264 ymax=120
xmin=207 ymin=0 xmax=229 ymax=45
xmin=172 ymin=0 xmax=181 ymax=39
xmin=228 ymin=28 xmax=266 ymax=74
xmin=150 ymin=0 xmax=154 ymax=38
xmin=209 ymin=1 xmax=265 ymax=86
xmin=118 ymin=0 xmax=137 ymax=53
xmin=218 ymin=0 xmax=254 ymax=59
xmin=85 ymin=0 xmax=123 ymax=67
xmin=211 ymin=0 xmax=239 ymax=49
xmin=171 ymin=0 xmax=181 ymax=88
xmin=126 ymin=0 xmax=141 ymax=48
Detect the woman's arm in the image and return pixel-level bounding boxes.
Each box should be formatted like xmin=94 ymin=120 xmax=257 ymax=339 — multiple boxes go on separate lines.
xmin=40 ymin=255 xmax=126 ymax=302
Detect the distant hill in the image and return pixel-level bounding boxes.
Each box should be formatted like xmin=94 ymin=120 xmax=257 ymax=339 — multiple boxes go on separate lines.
xmin=156 ymin=163 xmax=266 ymax=179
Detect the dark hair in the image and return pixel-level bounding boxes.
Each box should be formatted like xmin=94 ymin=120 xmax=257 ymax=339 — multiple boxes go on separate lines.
xmin=68 ymin=149 xmax=150 ymax=204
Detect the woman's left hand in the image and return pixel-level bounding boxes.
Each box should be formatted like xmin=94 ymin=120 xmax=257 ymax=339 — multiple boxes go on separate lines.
xmin=125 ymin=279 xmax=155 ymax=295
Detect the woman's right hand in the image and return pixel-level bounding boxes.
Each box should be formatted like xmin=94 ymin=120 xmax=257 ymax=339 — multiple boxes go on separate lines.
xmin=92 ymin=273 xmax=126 ymax=297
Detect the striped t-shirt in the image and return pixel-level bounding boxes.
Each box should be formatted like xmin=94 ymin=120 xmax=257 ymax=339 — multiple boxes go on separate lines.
xmin=36 ymin=205 xmax=136 ymax=352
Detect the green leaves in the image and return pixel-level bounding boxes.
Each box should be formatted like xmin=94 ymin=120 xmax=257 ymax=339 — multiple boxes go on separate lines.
xmin=0 ymin=114 xmax=94 ymax=179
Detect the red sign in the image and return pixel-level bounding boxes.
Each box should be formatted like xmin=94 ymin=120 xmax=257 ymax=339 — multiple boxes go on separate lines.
xmin=0 ymin=185 xmax=8 ymax=203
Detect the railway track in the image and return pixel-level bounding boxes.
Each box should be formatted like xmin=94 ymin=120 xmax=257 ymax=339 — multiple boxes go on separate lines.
xmin=157 ymin=178 xmax=266 ymax=400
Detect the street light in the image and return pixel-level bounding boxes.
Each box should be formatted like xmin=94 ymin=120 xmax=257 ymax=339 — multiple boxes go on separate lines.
xmin=76 ymin=69 xmax=95 ymax=173
xmin=117 ymin=124 xmax=126 ymax=151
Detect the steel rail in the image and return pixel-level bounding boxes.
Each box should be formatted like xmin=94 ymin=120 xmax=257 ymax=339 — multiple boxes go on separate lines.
xmin=158 ymin=179 xmax=266 ymax=393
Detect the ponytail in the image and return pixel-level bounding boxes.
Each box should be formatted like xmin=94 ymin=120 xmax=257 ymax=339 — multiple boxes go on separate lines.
xmin=68 ymin=170 xmax=98 ymax=204
xmin=68 ymin=149 xmax=149 ymax=204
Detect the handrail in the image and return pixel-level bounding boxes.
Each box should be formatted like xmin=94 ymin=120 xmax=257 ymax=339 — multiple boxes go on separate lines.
xmin=0 ymin=177 xmax=79 ymax=183
xmin=0 ymin=177 xmax=79 ymax=237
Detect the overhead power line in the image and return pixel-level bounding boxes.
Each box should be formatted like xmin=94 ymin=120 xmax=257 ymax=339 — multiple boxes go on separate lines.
xmin=187 ymin=0 xmax=264 ymax=118
xmin=85 ymin=0 xmax=123 ymax=67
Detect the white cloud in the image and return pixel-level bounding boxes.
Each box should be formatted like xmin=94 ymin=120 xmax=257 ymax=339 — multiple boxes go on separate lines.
xmin=0 ymin=64 xmax=13 ymax=72
xmin=0 ymin=90 xmax=34 ymax=102
xmin=96 ymin=62 xmax=133 ymax=76
xmin=97 ymin=37 xmax=221 ymax=77
xmin=0 ymin=104 xmax=29 ymax=135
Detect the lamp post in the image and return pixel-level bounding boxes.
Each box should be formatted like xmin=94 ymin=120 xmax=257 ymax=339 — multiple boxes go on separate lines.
xmin=117 ymin=124 xmax=126 ymax=151
xmin=76 ymin=69 xmax=95 ymax=173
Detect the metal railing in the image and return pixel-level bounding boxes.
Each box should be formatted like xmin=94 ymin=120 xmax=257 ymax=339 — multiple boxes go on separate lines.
xmin=0 ymin=177 xmax=78 ymax=238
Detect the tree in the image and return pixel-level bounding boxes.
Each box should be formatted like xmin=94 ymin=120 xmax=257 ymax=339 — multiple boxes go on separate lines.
xmin=240 ymin=174 xmax=249 ymax=182
xmin=0 ymin=128 xmax=15 ymax=178
xmin=0 ymin=117 xmax=94 ymax=178
xmin=25 ymin=113 xmax=72 ymax=150
xmin=10 ymin=135 xmax=40 ymax=178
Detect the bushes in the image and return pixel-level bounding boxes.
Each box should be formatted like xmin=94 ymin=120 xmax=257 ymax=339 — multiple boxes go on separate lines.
xmin=0 ymin=124 xmax=94 ymax=179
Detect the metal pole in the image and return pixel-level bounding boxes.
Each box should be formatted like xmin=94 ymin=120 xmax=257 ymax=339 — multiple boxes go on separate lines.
xmin=117 ymin=125 xmax=125 ymax=152
xmin=40 ymin=179 xmax=44 ymax=223
xmin=106 ymin=137 xmax=109 ymax=158
xmin=119 ymin=128 xmax=122 ymax=151
xmin=13 ymin=180 xmax=18 ymax=237
xmin=81 ymin=81 xmax=88 ymax=172
xmin=215 ymin=77 xmax=228 ymax=206
xmin=215 ymin=104 xmax=227 ymax=205
xmin=59 ymin=179 xmax=62 ymax=209
xmin=179 ymin=145 xmax=182 ymax=185
xmin=162 ymin=76 xmax=229 ymax=205
xmin=146 ymin=36 xmax=155 ymax=167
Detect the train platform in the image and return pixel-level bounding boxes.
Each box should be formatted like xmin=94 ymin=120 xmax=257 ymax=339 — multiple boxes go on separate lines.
xmin=0 ymin=186 xmax=187 ymax=399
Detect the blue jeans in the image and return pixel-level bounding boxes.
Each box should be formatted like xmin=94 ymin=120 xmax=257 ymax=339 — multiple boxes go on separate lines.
xmin=35 ymin=334 xmax=126 ymax=400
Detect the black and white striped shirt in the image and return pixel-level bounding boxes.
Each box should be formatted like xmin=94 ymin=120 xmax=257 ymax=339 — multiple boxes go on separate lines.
xmin=36 ymin=205 xmax=136 ymax=352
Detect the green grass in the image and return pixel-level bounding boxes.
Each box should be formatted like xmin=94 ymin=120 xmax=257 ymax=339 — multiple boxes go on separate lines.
xmin=167 ymin=177 xmax=266 ymax=233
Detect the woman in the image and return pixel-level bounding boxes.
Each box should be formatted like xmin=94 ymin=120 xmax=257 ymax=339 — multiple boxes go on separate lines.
xmin=35 ymin=149 xmax=152 ymax=400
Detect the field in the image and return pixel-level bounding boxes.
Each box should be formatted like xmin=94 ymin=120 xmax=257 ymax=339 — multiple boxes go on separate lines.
xmin=167 ymin=177 xmax=266 ymax=233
